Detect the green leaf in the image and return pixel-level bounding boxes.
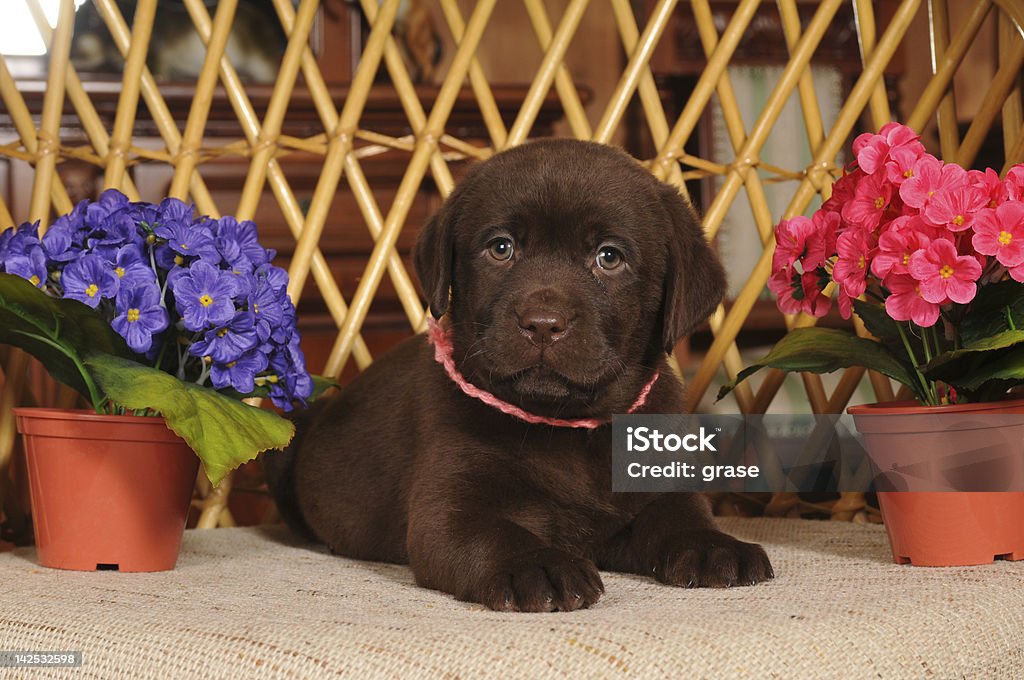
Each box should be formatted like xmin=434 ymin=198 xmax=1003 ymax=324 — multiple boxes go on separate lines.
xmin=852 ymin=299 xmax=901 ymax=344
xmin=0 ymin=273 xmax=132 ymax=406
xmin=852 ymin=298 xmax=925 ymax=359
xmin=718 ymin=327 xmax=919 ymax=402
xmin=959 ymin=279 xmax=1024 ymax=346
xmin=84 ymin=354 xmax=295 ymax=486
xmin=920 ymin=329 xmax=1024 ymax=374
xmin=946 ymin=345 xmax=1024 ymax=391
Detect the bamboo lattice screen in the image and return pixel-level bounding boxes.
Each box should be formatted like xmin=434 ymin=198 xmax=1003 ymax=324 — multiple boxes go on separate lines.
xmin=1 ymin=0 xmax=1022 ymax=528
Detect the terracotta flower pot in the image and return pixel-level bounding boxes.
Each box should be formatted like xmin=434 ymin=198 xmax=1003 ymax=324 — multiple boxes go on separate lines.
xmin=849 ymin=399 xmax=1024 ymax=567
xmin=14 ymin=408 xmax=198 ymax=572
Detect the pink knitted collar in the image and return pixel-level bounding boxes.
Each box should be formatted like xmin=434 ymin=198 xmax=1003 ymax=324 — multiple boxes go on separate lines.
xmin=427 ymin=318 xmax=658 ymax=429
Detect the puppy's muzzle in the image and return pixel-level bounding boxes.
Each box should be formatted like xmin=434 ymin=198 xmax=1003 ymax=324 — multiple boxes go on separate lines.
xmin=517 ymin=308 xmax=569 ymax=346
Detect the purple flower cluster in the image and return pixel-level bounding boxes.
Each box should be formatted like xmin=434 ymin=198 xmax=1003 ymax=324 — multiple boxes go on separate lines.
xmin=0 ymin=189 xmax=312 ymax=410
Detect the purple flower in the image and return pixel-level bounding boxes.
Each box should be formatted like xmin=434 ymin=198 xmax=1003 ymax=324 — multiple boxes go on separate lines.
xmin=111 ymin=283 xmax=168 ymax=353
xmin=128 ymin=201 xmax=159 ymax=228
xmin=248 ymin=275 xmax=286 ymax=342
xmin=5 ymin=244 xmax=48 ymax=288
xmin=155 ymin=219 xmax=219 ymax=264
xmin=156 ymin=197 xmax=194 ymax=228
xmin=41 ymin=223 xmax=76 ymax=262
xmin=62 ymin=253 xmax=119 ymax=307
xmin=5 ymin=190 xmax=314 ymax=409
xmin=0 ymin=222 xmax=41 ymax=262
xmin=189 ymin=311 xmax=258 ymax=363
xmin=171 ymin=260 xmax=238 ymax=331
xmin=256 ymin=262 xmax=288 ymax=293
xmin=85 ymin=189 xmax=130 ymax=227
xmin=212 ymin=216 xmax=269 ymax=272
xmin=43 ymin=202 xmax=88 ymax=262
xmin=267 ymin=334 xmax=313 ymax=410
xmin=211 ymin=347 xmax=268 ymax=394
xmin=85 ymin=209 xmax=135 ymax=253
xmin=113 ymin=244 xmax=157 ymax=288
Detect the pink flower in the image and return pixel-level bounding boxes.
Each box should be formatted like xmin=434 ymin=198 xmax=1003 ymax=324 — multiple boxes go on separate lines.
xmin=884 ymin=273 xmax=941 ymax=327
xmin=969 ymin=168 xmax=1007 ymax=209
xmin=772 ymin=216 xmax=826 ymax=275
xmin=899 ymin=155 xmax=966 ymax=210
xmin=1009 ymin=260 xmax=1024 ymax=283
xmin=833 ymin=228 xmax=873 ymax=298
xmin=972 ymin=202 xmax=1024 ymax=267
xmin=814 ymin=209 xmax=841 ymax=255
xmin=1006 ymin=165 xmax=1024 ymax=201
xmin=853 ymin=123 xmax=924 ymax=175
xmin=922 ymin=183 xmax=987 ymax=231
xmin=885 ymin=144 xmax=925 ymax=185
xmin=822 ymin=167 xmax=865 ymax=214
xmin=871 ymin=215 xmax=932 ymax=278
xmin=837 ymin=287 xmax=854 ymax=319
xmin=907 ymin=239 xmax=981 ymax=304
xmin=853 ymin=132 xmax=891 ymax=176
xmin=768 ymin=268 xmax=832 ymax=317
xmin=842 ymin=172 xmax=892 ymax=230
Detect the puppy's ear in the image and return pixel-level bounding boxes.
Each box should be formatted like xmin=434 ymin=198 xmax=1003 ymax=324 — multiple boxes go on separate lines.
xmin=414 ymin=200 xmax=456 ymax=319
xmin=659 ymin=185 xmax=727 ymax=353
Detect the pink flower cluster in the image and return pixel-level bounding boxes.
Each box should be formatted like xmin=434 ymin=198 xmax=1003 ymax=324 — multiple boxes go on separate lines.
xmin=769 ymin=123 xmax=1024 ymax=327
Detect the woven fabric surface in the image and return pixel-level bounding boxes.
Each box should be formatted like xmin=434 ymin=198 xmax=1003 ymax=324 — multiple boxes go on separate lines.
xmin=1 ymin=518 xmax=1021 ymax=679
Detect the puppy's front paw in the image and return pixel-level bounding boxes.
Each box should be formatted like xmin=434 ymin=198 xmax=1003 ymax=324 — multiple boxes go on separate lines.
xmin=654 ymin=529 xmax=773 ymax=588
xmin=472 ymin=548 xmax=604 ymax=612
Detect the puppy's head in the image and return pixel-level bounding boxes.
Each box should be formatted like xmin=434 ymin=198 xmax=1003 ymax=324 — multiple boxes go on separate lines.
xmin=415 ymin=139 xmax=725 ymax=416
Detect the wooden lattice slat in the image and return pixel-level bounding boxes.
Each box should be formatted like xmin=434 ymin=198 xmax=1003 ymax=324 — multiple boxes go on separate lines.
xmin=0 ymin=0 xmax=1022 ymax=527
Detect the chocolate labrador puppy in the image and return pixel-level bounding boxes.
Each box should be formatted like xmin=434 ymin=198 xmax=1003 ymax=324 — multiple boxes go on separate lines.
xmin=265 ymin=139 xmax=773 ymax=611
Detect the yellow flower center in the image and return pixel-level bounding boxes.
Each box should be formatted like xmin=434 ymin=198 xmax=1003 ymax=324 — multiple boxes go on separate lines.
xmin=174 ymin=255 xmax=185 ymax=266
xmin=857 ymin=255 xmax=866 ymax=270
xmin=903 ymin=169 xmax=913 ymax=178
xmin=873 ymin=196 xmax=885 ymax=209
xmin=999 ymin=230 xmax=1013 ymax=246
xmin=115 ymin=266 xmax=125 ymax=278
xmin=29 ymin=275 xmax=40 ymax=286
xmin=267 ymin=374 xmax=279 ymax=384
xmin=952 ymin=215 xmax=964 ymax=226
xmin=902 ymin=252 xmax=911 ymax=265
xmin=217 ymin=328 xmax=229 ymax=337
xmin=939 ymin=264 xmax=955 ymax=279
xmin=253 ymin=303 xmax=259 ymax=314
xmin=927 ymin=190 xmax=935 ymax=197
xmin=85 ymin=283 xmax=99 ymax=298
xmin=127 ymin=308 xmax=140 ymax=323
xmin=180 ymin=243 xmax=189 ymax=251
xmin=226 ymin=361 xmax=237 ymax=368
xmin=199 ymin=294 xmax=214 ymax=307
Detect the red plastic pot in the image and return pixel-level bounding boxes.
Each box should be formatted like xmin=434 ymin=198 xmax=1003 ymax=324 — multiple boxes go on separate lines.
xmin=14 ymin=408 xmax=198 ymax=572
xmin=849 ymin=399 xmax=1024 ymax=567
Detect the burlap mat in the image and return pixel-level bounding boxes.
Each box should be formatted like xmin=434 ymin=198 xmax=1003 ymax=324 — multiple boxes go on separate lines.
xmin=1 ymin=518 xmax=1021 ymax=679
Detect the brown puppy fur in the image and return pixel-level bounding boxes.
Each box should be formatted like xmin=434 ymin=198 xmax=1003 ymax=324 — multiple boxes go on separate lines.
xmin=265 ymin=139 xmax=773 ymax=612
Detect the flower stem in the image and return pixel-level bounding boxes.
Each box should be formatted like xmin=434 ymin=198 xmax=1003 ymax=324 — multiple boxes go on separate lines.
xmin=897 ymin=322 xmax=936 ymax=405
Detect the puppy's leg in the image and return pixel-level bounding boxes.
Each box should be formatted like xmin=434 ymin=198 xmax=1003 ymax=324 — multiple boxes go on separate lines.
xmin=407 ymin=517 xmax=604 ymax=612
xmin=599 ymin=494 xmax=774 ymax=588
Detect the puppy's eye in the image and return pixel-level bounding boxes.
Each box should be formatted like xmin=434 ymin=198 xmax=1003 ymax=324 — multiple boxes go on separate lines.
xmin=487 ymin=237 xmax=514 ymax=262
xmin=596 ymin=245 xmax=624 ymax=270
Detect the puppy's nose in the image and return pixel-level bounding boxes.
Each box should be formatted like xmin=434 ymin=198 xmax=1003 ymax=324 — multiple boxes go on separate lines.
xmin=518 ymin=308 xmax=568 ymax=345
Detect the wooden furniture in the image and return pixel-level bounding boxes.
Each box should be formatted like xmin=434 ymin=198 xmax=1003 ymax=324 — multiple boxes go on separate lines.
xmin=0 ymin=81 xmax=569 ymax=375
